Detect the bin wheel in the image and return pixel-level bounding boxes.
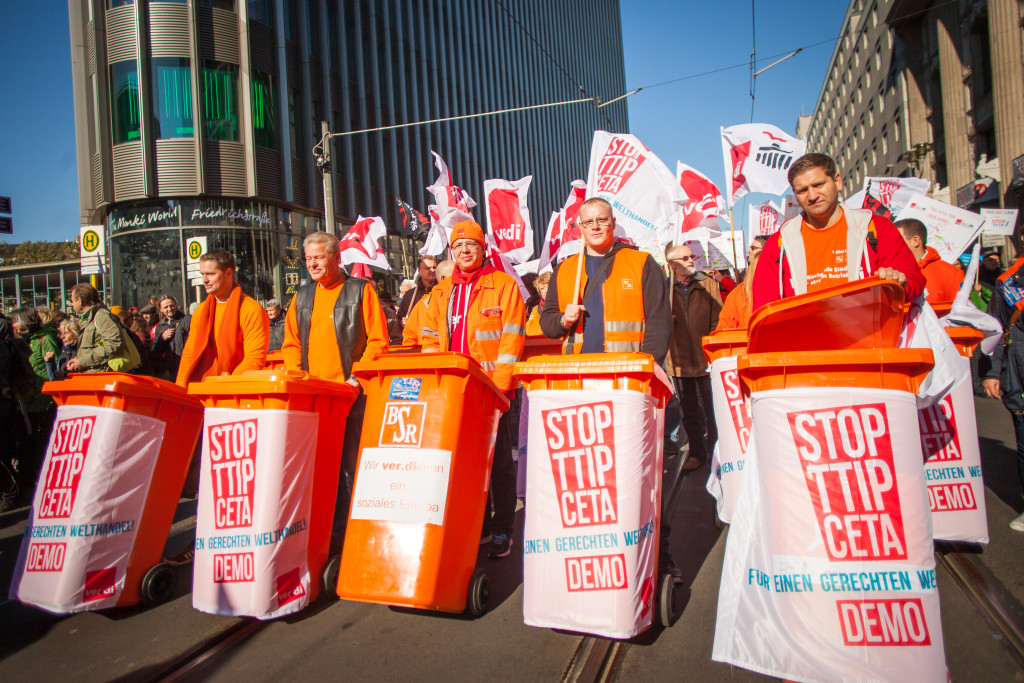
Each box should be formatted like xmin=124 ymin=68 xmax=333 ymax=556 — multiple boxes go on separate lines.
xmin=658 ymin=573 xmax=679 ymax=628
xmin=321 ymin=553 xmax=342 ymax=601
xmin=467 ymin=569 xmax=490 ymax=618
xmin=141 ymin=563 xmax=178 ymax=605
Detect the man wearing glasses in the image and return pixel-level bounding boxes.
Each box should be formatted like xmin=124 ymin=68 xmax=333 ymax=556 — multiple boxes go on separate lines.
xmin=538 ymin=198 xmax=679 ymax=577
xmin=422 ymin=221 xmax=526 ymax=559
xmin=664 ymin=243 xmax=723 ymax=473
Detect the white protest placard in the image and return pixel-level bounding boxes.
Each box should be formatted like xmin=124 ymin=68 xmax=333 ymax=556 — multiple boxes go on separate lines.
xmin=185 ymin=236 xmax=208 ymax=286
xmin=895 ymin=194 xmax=985 ymax=264
xmin=708 ymin=231 xmax=746 ymax=270
xmin=349 ymin=447 xmax=453 ymax=526
xmin=980 ymin=208 xmax=1018 ymax=236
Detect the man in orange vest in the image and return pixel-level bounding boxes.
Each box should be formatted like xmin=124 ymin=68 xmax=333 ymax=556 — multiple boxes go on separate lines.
xmin=422 ymin=221 xmax=526 ymax=558
xmin=895 ymin=218 xmax=964 ymax=304
xmin=166 ymin=249 xmax=269 ymax=565
xmin=538 ymin=197 xmax=680 ymax=579
xmin=281 ymin=230 xmax=390 ymax=548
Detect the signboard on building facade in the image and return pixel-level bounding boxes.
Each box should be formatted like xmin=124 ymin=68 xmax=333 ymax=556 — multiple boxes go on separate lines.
xmin=185 ymin=236 xmax=208 ymax=286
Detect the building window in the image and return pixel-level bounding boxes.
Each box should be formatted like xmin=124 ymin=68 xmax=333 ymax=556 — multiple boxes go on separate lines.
xmin=109 ymin=0 xmax=133 ymax=7
xmin=251 ymin=70 xmax=278 ymax=149
xmin=288 ymin=87 xmax=301 ymax=157
xmin=306 ymin=0 xmax=320 ymax=56
xmin=202 ymin=61 xmax=239 ymax=141
xmin=150 ymin=0 xmax=187 ymax=3
xmin=110 ymin=61 xmax=141 ymax=144
xmin=151 ymin=57 xmax=194 ymax=138
xmin=248 ymin=0 xmax=274 ymax=26
xmin=284 ymin=0 xmax=299 ymax=43
xmin=198 ymin=0 xmax=235 ymax=10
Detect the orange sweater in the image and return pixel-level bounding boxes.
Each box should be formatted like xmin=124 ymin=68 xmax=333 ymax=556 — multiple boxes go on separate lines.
xmin=716 ymin=285 xmax=752 ymax=331
xmin=176 ymin=291 xmax=269 ymax=386
xmin=918 ymin=246 xmax=965 ymax=304
xmin=281 ymin=278 xmax=389 ymax=380
xmin=401 ymin=293 xmax=431 ymax=345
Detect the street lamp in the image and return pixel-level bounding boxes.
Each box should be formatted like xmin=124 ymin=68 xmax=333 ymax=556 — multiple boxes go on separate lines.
xmin=900 ymin=142 xmax=933 ymax=176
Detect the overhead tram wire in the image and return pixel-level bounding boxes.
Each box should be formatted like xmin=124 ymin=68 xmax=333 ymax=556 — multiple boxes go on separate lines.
xmin=491 ymin=0 xmax=615 ymax=128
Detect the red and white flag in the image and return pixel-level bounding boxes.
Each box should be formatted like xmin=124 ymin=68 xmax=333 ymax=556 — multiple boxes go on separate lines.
xmin=421 ymin=151 xmax=477 ymax=256
xmin=748 ymin=199 xmax=784 ymax=237
xmin=339 ymin=216 xmax=390 ymax=276
xmin=721 ymin=123 xmax=806 ymax=206
xmin=483 ymin=235 xmax=531 ymax=302
xmin=484 ymin=176 xmax=534 ymax=264
xmin=586 ymin=131 xmax=686 ymax=251
xmin=677 ymin=161 xmax=726 ymax=241
xmin=538 ymin=180 xmax=587 ymax=271
xmin=845 ymin=176 xmax=931 ymax=217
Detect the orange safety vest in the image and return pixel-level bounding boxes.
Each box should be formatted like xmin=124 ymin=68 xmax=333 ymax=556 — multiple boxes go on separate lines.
xmin=422 ymin=269 xmax=526 ymax=391
xmin=555 ymin=248 xmax=648 ymax=354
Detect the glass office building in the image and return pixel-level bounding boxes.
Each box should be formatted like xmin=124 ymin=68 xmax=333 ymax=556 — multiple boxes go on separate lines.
xmin=69 ymin=0 xmax=629 ymax=309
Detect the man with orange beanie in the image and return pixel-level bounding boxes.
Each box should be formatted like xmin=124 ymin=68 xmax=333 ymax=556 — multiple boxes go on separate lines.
xmin=422 ymin=220 xmax=526 ymax=558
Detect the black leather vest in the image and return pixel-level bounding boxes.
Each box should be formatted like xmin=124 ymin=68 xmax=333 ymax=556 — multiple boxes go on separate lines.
xmin=295 ymin=276 xmax=367 ymax=379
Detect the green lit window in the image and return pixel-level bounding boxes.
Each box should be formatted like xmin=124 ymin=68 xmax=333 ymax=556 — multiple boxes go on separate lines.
xmin=110 ymin=61 xmax=141 ymax=144
xmin=151 ymin=57 xmax=194 ymax=138
xmin=251 ymin=71 xmax=278 ymax=149
xmin=202 ymin=61 xmax=239 ymax=141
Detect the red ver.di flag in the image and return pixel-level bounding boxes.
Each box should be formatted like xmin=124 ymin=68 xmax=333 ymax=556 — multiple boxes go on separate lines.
xmin=677 ymin=161 xmax=726 ymax=239
xmin=538 ymin=180 xmax=587 ymax=271
xmin=12 ymin=405 xmax=164 ymax=613
xmin=421 ymin=150 xmax=477 ymax=256
xmin=192 ymin=408 xmax=318 ymax=620
xmin=586 ymin=131 xmax=686 ymax=251
xmin=521 ymin=387 xmax=665 ymax=639
xmin=713 ymin=388 xmax=946 ymax=682
xmin=484 ymin=176 xmax=533 ymax=264
xmin=339 ymin=215 xmax=391 ymax=272
xmin=721 ymin=124 xmax=807 ymax=206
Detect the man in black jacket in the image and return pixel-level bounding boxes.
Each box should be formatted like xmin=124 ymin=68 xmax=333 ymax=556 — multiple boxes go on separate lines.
xmin=151 ymin=295 xmax=185 ymax=381
xmin=396 ymin=256 xmax=437 ymax=332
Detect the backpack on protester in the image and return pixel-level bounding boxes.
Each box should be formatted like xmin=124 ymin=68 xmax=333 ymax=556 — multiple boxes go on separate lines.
xmin=106 ymin=313 xmax=142 ymax=373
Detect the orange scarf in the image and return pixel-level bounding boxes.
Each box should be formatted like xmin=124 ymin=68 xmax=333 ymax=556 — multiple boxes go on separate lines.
xmin=179 ymin=284 xmax=244 ymax=384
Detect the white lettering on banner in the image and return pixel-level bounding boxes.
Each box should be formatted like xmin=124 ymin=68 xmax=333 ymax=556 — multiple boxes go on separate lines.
xmin=379 ymin=402 xmax=426 ymax=447
xmin=838 ymin=599 xmax=932 ymax=646
xmin=349 ymin=448 xmax=452 ymax=526
xmin=39 ymin=416 xmax=95 ymax=519
xmin=788 ymin=403 xmax=908 ymax=561
xmin=565 ymin=553 xmax=628 ymax=592
xmin=596 ymin=138 xmax=646 ymax=194
xmin=206 ymin=419 xmax=258 ymax=529
xmin=918 ymin=395 xmax=961 ymax=462
xmin=721 ymin=369 xmax=751 ymax=451
xmin=927 ymin=483 xmax=976 ymax=511
xmin=83 ymin=568 xmax=117 ymax=604
xmin=542 ymin=402 xmax=619 ymax=528
xmin=26 ymin=542 xmax=66 ymax=572
xmin=214 ymin=552 xmax=255 ymax=583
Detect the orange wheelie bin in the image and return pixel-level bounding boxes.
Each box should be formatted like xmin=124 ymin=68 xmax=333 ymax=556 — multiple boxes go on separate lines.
xmin=187 ymin=370 xmax=358 ymax=619
xmin=336 ymin=352 xmax=509 ymax=616
xmin=11 ymin=373 xmax=203 ymax=612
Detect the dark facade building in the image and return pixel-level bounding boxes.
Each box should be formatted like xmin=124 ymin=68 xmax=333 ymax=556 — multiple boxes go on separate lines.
xmin=69 ymin=0 xmax=629 ymax=309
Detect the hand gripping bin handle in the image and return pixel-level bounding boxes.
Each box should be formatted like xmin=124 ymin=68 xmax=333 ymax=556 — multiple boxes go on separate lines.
xmin=186 ymin=369 xmax=358 ymax=611
xmin=338 ymin=352 xmax=509 ymax=613
xmin=14 ymin=373 xmax=204 ymax=610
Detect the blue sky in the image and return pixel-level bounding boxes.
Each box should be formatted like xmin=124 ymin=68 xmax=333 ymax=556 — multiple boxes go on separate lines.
xmin=0 ymin=1 xmax=847 ymax=245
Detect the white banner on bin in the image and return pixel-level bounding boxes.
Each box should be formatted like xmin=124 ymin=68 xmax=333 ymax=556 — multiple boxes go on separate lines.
xmin=350 ymin=447 xmax=453 ymax=526
xmin=522 ymin=389 xmax=662 ymax=639
xmin=920 ymin=359 xmax=988 ymax=544
xmin=192 ymin=408 xmax=318 ymax=620
xmin=12 ymin=405 xmax=163 ymax=613
xmin=706 ymin=356 xmax=752 ymax=524
xmin=713 ymin=387 xmax=947 ymax=682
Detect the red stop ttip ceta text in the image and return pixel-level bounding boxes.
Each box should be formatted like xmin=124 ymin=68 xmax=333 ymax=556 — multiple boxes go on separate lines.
xmin=543 ymin=401 xmax=618 ymax=528
xmin=918 ymin=394 xmax=961 ymax=462
xmin=788 ymin=403 xmax=908 ymax=561
xmin=721 ymin=368 xmax=751 ymax=451
xmin=39 ymin=416 xmax=96 ymax=519
xmin=207 ymin=419 xmax=258 ymax=529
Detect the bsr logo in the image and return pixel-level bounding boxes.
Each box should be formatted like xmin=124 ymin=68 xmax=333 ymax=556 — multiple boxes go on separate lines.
xmin=214 ymin=552 xmax=254 ymax=583
xmin=207 ymin=419 xmax=258 ymax=529
xmin=565 ymin=553 xmax=628 ymax=592
xmin=26 ymin=542 xmax=66 ymax=572
xmin=720 ymin=368 xmax=751 ymax=451
xmin=379 ymin=402 xmax=426 ymax=447
xmin=39 ymin=416 xmax=96 ymax=519
xmin=543 ymin=402 xmax=618 ymax=528
xmin=789 ymin=404 xmax=907 ymax=562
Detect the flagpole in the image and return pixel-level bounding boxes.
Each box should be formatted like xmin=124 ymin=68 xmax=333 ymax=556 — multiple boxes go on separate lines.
xmin=728 ymin=207 xmax=740 ymax=274
xmin=573 ymin=233 xmax=586 ymax=305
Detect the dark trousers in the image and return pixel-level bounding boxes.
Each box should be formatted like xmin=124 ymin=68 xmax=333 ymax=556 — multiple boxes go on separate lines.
xmin=1011 ymin=412 xmax=1024 ymax=496
xmin=332 ymin=391 xmax=367 ymax=537
xmin=671 ymin=375 xmax=716 ymax=463
xmin=482 ymin=407 xmax=517 ymax=538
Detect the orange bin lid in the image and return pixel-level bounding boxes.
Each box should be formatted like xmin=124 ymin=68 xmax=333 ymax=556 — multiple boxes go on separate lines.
xmin=187 ymin=369 xmax=359 ymax=399
xmin=702 ymin=329 xmax=748 ymax=363
xmin=264 ymin=350 xmax=285 ymax=368
xmin=929 ymin=301 xmax=953 ymax=319
xmin=944 ymin=325 xmax=985 ymax=358
xmin=522 ymin=334 xmax=564 ymax=361
xmin=737 ymin=348 xmax=934 ymax=394
xmin=512 ymin=352 xmax=674 ymax=403
xmin=44 ymin=372 xmax=200 ymax=408
xmin=379 ymin=344 xmax=422 ymax=356
xmin=352 ymin=351 xmax=509 ymax=407
xmin=748 ymin=278 xmax=906 ymax=354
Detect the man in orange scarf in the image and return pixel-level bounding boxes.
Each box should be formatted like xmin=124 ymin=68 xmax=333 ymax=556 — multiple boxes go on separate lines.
xmin=165 ymin=249 xmax=269 ymax=566
xmin=281 ymin=231 xmax=389 ymax=549
xmin=175 ymin=250 xmax=269 ymax=386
